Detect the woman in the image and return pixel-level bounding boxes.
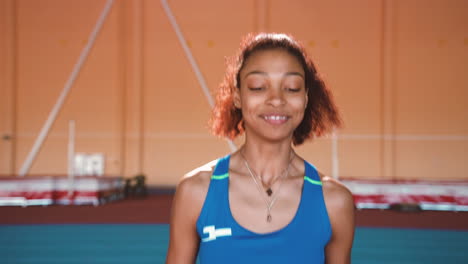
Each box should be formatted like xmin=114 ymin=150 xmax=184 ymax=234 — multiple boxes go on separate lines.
xmin=166 ymin=33 xmax=355 ymax=264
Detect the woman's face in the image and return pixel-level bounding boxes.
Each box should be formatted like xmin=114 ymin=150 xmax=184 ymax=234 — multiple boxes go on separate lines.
xmin=235 ymin=48 xmax=308 ymax=143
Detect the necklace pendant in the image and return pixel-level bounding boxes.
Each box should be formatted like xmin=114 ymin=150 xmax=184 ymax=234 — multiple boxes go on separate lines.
xmin=267 ymin=214 xmax=272 ymax=222
xmin=266 ymin=188 xmax=273 ymax=196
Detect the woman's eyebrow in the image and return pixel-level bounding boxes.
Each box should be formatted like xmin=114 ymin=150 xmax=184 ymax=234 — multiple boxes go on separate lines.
xmin=244 ymin=70 xmax=267 ymax=78
xmin=285 ymin=71 xmax=305 ymax=79
xmin=244 ymin=71 xmax=304 ymax=79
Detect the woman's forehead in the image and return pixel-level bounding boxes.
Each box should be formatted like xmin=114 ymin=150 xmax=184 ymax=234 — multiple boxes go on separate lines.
xmin=241 ymin=49 xmax=304 ymax=75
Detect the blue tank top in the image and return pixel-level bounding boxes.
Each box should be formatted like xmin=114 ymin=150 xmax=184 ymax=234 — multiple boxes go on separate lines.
xmin=196 ymin=155 xmax=331 ymax=264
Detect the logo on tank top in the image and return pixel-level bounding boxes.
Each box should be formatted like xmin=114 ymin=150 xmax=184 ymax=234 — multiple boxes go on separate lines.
xmin=201 ymin=225 xmax=232 ymax=242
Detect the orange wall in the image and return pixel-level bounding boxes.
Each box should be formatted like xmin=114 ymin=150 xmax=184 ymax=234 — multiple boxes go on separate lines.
xmin=0 ymin=0 xmax=467 ymax=185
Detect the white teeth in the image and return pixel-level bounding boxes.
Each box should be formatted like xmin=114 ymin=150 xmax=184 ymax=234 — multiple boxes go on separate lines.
xmin=264 ymin=115 xmax=287 ymax=120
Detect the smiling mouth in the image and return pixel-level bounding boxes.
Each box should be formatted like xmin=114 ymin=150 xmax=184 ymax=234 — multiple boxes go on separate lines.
xmin=263 ymin=115 xmax=288 ymax=120
xmin=261 ymin=115 xmax=290 ymax=124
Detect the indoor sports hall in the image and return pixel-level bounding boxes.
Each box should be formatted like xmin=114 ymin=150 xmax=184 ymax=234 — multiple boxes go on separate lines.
xmin=1 ymin=0 xmax=467 ymax=263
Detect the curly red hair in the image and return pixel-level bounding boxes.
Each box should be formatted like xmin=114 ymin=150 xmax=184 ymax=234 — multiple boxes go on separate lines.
xmin=210 ymin=33 xmax=342 ymax=145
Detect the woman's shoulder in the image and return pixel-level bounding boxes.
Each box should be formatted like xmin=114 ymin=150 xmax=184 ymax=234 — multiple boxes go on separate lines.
xmin=177 ymin=159 xmax=218 ymax=195
xmin=318 ymin=172 xmax=354 ymax=210
xmin=318 ymin=172 xmax=355 ymax=259
xmin=171 ymin=159 xmax=219 ymax=225
xmin=317 ymin=172 xmax=355 ymax=228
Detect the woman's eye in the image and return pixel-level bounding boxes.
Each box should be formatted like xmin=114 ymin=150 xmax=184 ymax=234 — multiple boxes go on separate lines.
xmin=249 ymin=87 xmax=264 ymax=91
xmin=286 ymin=88 xmax=301 ymax=92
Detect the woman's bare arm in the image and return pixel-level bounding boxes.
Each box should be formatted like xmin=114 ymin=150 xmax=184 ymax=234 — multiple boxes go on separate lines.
xmin=166 ymin=171 xmax=210 ymax=264
xmin=322 ymin=176 xmax=355 ymax=264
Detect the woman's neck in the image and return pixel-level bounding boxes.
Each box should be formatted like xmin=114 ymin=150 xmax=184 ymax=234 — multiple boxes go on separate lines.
xmin=240 ymin=138 xmax=294 ymax=183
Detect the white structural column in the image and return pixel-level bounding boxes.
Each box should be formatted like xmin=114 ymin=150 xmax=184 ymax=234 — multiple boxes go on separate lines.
xmin=381 ymin=0 xmax=397 ymax=179
xmin=18 ymin=0 xmax=115 ymax=176
xmin=160 ymin=0 xmax=237 ymax=152
xmin=122 ymin=0 xmax=145 ymax=177
xmin=67 ymin=120 xmax=75 ymax=197
xmin=331 ymin=130 xmax=339 ymax=179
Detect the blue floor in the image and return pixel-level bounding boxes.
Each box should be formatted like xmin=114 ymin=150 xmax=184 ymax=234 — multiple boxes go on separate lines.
xmin=1 ymin=225 xmax=467 ymax=264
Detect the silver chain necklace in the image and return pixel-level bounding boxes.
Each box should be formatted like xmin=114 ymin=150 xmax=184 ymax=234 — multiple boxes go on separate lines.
xmin=240 ymin=150 xmax=293 ymax=222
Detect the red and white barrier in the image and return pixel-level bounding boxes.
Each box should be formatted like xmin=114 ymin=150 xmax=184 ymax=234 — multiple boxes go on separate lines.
xmin=1 ymin=176 xmax=467 ymax=211
xmin=343 ymin=179 xmax=468 ymax=211
xmin=0 ymin=176 xmax=123 ymax=206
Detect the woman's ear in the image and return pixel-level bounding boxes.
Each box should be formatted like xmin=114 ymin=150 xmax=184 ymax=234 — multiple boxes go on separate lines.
xmin=233 ymin=89 xmax=241 ymax=109
xmin=304 ymin=93 xmax=308 ymax=109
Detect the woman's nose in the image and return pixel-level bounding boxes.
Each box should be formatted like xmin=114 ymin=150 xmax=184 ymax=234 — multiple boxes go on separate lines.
xmin=266 ymin=88 xmax=286 ymax=107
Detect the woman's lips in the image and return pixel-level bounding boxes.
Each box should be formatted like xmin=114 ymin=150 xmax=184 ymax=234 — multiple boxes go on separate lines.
xmin=261 ymin=114 xmax=290 ymax=125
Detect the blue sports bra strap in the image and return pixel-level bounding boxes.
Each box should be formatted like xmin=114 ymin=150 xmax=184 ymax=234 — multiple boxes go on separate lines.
xmin=212 ymin=155 xmax=231 ymax=178
xmin=304 ymin=160 xmax=322 ymax=184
